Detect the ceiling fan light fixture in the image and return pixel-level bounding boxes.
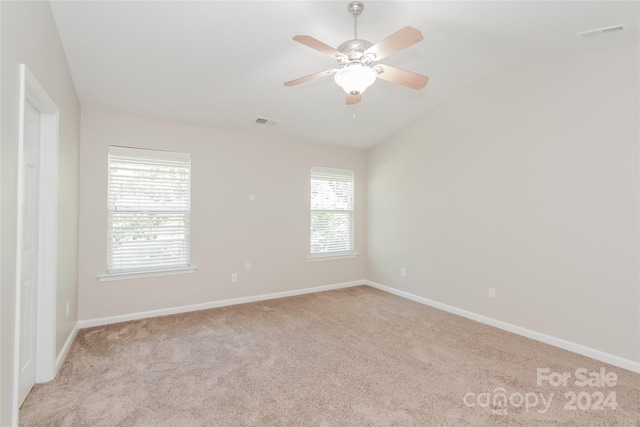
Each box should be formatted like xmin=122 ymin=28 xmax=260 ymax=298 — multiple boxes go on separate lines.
xmin=285 ymin=1 xmax=429 ymax=105
xmin=334 ymin=63 xmax=377 ymax=95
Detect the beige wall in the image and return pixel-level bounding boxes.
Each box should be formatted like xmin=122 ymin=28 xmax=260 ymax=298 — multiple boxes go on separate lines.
xmin=78 ymin=108 xmax=367 ymax=320
xmin=367 ymin=46 xmax=639 ymax=363
xmin=0 ymin=1 xmax=80 ymax=424
xmin=2 ymin=6 xmax=636 ymax=424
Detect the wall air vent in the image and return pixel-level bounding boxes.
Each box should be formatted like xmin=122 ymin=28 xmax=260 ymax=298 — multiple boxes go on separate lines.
xmin=576 ymin=24 xmax=625 ymax=39
xmin=255 ymin=117 xmax=279 ymax=126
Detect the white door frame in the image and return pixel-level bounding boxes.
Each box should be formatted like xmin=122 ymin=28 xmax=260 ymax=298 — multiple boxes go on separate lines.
xmin=12 ymin=64 xmax=59 ymax=417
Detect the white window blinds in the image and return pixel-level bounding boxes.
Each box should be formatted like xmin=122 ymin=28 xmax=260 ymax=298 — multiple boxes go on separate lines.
xmin=107 ymin=146 xmax=191 ymax=273
xmin=310 ymin=167 xmax=354 ymax=256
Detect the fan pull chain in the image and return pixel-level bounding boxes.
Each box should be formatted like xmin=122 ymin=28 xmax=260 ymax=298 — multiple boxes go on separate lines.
xmin=350 ymin=93 xmax=357 ymax=118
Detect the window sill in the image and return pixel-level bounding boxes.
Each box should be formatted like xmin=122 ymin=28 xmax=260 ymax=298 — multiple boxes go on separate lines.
xmin=307 ymin=252 xmax=359 ymax=262
xmin=97 ymin=266 xmax=197 ymax=282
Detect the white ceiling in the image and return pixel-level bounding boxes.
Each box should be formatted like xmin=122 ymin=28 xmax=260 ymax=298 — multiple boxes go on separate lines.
xmin=50 ymin=1 xmax=638 ymax=149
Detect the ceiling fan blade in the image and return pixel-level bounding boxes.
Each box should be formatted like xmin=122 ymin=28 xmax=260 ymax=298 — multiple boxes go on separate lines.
xmin=284 ymin=69 xmax=338 ymax=87
xmin=293 ymin=35 xmax=343 ymax=58
xmin=365 ymin=26 xmax=423 ymax=61
xmin=375 ymin=64 xmax=429 ymax=90
xmin=346 ymin=93 xmax=362 ymax=105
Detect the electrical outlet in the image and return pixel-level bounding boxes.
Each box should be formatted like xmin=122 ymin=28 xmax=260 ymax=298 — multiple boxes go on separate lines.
xmin=400 ymin=268 xmax=406 ymax=277
xmin=489 ymin=288 xmax=496 ymax=298
xmin=231 ymin=273 xmax=238 ymax=283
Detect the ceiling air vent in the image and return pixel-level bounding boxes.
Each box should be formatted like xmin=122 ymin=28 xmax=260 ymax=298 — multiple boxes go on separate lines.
xmin=576 ymin=24 xmax=625 ymax=39
xmin=255 ymin=117 xmax=279 ymax=126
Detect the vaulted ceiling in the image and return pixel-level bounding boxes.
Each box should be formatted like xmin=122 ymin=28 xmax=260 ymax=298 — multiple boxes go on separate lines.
xmin=50 ymin=1 xmax=638 ymax=149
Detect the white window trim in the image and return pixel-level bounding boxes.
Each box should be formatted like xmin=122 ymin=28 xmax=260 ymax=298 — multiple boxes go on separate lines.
xmin=309 ymin=166 xmax=356 ymax=257
xmin=105 ymin=146 xmax=192 ymax=277
xmin=307 ymin=252 xmax=359 ymax=262
xmin=97 ymin=266 xmax=197 ymax=282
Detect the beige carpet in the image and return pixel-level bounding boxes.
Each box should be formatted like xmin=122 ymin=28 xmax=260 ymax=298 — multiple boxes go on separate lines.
xmin=20 ymin=286 xmax=639 ymax=426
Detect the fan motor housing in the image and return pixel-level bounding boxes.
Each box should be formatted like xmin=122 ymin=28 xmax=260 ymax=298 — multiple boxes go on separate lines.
xmin=337 ymin=39 xmax=374 ymax=65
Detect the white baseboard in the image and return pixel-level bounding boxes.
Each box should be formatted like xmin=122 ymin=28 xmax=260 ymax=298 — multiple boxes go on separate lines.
xmin=365 ymin=280 xmax=640 ymax=374
xmin=55 ymin=322 xmax=78 ymax=375
xmin=75 ymin=279 xmax=639 ymax=374
xmin=78 ymin=280 xmax=365 ymax=329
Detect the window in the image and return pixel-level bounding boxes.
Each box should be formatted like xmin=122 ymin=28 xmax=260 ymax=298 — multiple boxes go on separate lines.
xmin=106 ymin=146 xmax=191 ymax=274
xmin=310 ymin=167 xmax=355 ymax=257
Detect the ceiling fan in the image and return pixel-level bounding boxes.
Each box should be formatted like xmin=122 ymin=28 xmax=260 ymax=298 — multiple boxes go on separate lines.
xmin=284 ymin=1 xmax=429 ymax=105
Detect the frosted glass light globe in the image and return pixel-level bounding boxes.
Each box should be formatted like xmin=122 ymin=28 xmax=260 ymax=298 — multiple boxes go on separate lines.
xmin=334 ymin=63 xmax=377 ymax=94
